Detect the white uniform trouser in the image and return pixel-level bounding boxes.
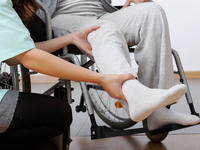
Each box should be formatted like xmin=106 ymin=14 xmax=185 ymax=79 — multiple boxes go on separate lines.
xmin=52 ymin=2 xmax=175 ymax=89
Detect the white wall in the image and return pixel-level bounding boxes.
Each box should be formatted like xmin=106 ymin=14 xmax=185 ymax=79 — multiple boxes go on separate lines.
xmin=112 ymin=0 xmax=200 ymax=71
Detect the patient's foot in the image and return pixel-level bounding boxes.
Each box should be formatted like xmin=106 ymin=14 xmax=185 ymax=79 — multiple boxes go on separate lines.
xmin=147 ymin=107 xmax=200 ymax=130
xmin=122 ymin=80 xmax=187 ymax=122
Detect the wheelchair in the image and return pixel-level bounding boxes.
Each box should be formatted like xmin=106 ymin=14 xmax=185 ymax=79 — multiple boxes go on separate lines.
xmin=1 ymin=0 xmax=199 ymax=149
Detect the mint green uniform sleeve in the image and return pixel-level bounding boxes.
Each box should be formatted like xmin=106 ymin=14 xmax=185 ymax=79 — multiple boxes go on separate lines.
xmin=0 ymin=0 xmax=35 ymax=62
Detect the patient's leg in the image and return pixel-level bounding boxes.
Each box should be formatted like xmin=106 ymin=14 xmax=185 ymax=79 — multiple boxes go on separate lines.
xmin=100 ymin=2 xmax=173 ymax=88
xmin=147 ymin=108 xmax=200 ymax=130
xmin=52 ymin=9 xmax=198 ymax=124
xmin=100 ymin=2 xmax=200 ymax=126
xmin=87 ymin=20 xmax=186 ymax=122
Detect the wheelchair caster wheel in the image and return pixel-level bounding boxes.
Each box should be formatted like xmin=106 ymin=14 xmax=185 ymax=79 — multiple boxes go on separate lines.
xmin=82 ymin=106 xmax=87 ymax=112
xmin=143 ymin=119 xmax=168 ymax=142
xmin=75 ymin=106 xmax=81 ymax=112
xmin=75 ymin=105 xmax=86 ymax=112
xmin=71 ymin=99 xmax=75 ymax=103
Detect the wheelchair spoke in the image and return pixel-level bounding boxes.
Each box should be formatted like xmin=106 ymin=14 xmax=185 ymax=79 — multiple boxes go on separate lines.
xmin=92 ymin=88 xmax=131 ymax=121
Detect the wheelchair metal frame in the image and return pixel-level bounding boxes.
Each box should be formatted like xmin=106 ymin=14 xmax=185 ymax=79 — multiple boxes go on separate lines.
xmin=10 ymin=0 xmax=199 ymax=146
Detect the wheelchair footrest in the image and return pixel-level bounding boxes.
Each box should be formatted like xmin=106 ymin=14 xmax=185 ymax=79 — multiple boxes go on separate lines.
xmin=150 ymin=122 xmax=200 ymax=136
xmin=91 ymin=125 xmax=145 ymax=140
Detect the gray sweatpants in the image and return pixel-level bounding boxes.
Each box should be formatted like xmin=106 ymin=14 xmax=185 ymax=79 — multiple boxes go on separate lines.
xmin=52 ymin=2 xmax=175 ymax=89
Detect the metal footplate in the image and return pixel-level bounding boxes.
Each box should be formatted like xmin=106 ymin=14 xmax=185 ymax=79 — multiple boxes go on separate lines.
xmin=150 ymin=122 xmax=200 ymax=136
xmin=91 ymin=126 xmax=145 ymax=140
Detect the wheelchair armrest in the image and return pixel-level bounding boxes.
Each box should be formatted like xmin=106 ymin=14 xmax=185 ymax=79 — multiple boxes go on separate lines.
xmin=67 ymin=45 xmax=83 ymax=55
xmin=67 ymin=45 xmax=135 ymax=55
xmin=114 ymin=6 xmax=123 ymax=9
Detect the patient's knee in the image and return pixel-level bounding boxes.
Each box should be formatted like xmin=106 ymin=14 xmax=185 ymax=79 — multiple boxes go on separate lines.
xmin=87 ymin=20 xmax=126 ymax=52
xmin=89 ymin=20 xmax=122 ymax=39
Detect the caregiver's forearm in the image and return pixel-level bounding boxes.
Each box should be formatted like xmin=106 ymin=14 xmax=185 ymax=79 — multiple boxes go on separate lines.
xmin=35 ymin=34 xmax=72 ymax=53
xmin=16 ymin=48 xmax=102 ymax=84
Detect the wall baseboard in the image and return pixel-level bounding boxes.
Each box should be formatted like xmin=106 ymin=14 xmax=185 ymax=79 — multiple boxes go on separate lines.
xmin=174 ymin=71 xmax=200 ymax=80
xmin=20 ymin=71 xmax=200 ymax=84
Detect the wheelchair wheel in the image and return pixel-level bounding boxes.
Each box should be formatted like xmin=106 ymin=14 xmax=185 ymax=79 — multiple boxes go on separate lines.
xmin=0 ymin=62 xmax=18 ymax=90
xmin=88 ymin=63 xmax=136 ymax=129
xmin=89 ymin=88 xmax=136 ymax=129
xmin=142 ymin=119 xmax=169 ymax=142
xmin=0 ymin=63 xmax=31 ymax=92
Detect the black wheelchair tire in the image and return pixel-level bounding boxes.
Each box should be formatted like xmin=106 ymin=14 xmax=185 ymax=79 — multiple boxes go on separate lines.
xmin=142 ymin=119 xmax=169 ymax=142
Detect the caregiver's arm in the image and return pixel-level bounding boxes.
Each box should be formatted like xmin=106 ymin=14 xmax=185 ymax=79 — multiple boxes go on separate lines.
xmin=5 ymin=26 xmax=99 ymax=66
xmin=16 ymin=48 xmax=135 ymax=101
xmin=35 ymin=26 xmax=99 ymax=56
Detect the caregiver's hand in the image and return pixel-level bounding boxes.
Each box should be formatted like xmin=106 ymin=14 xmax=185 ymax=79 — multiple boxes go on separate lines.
xmin=122 ymin=0 xmax=150 ymax=8
xmin=70 ymin=26 xmax=100 ymax=57
xmin=100 ymin=73 xmax=136 ymax=102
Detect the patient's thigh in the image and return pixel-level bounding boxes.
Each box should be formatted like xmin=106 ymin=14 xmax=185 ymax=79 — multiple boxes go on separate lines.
xmin=52 ymin=14 xmax=98 ymax=34
xmin=99 ymin=4 xmax=153 ymax=46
